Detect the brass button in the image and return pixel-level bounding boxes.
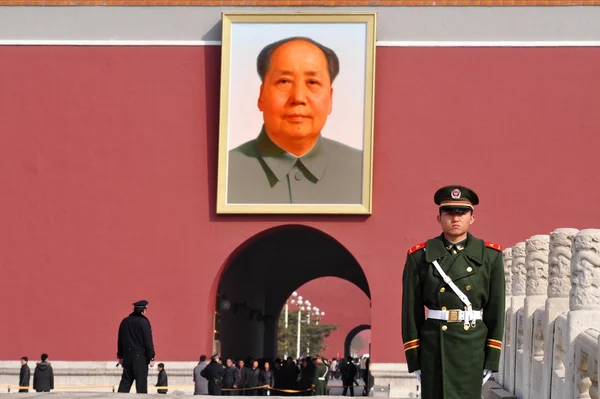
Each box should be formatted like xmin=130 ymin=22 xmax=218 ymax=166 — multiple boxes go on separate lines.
xmin=464 ymin=325 xmax=470 ymax=331
xmin=440 ymin=287 xmax=446 ymax=293
xmin=441 ymin=325 xmax=448 ymax=331
xmin=466 ymin=285 xmax=472 ymax=291
xmin=466 ymin=267 xmax=473 ymax=272
xmin=441 ymin=306 xmax=447 ymax=311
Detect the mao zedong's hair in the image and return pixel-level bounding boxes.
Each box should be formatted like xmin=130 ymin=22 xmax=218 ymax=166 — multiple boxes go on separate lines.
xmin=256 ymin=36 xmax=340 ymax=84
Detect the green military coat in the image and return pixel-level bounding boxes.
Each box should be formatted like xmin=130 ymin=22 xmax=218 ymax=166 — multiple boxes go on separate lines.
xmin=313 ymin=362 xmax=329 ymax=395
xmin=401 ymin=233 xmax=505 ymax=399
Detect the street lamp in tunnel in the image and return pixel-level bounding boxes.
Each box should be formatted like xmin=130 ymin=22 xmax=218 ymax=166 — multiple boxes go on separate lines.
xmin=284 ymin=291 xmax=327 ymax=358
xmin=285 ymin=291 xmax=298 ymax=329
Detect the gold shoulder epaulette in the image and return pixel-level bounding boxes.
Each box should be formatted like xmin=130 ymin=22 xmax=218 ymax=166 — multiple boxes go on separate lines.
xmin=407 ymin=242 xmax=427 ymax=255
xmin=485 ymin=241 xmax=503 ymax=251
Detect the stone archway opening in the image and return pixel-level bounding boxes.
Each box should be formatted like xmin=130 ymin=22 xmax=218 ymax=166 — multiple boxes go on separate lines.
xmin=344 ymin=324 xmax=371 ymax=358
xmin=214 ymin=224 xmax=371 ymax=361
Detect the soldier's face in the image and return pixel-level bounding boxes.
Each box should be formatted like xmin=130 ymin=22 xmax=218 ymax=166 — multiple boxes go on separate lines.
xmin=437 ymin=210 xmax=475 ymax=239
xmin=226 ymin=359 xmax=232 ymax=367
xmin=258 ymin=40 xmax=333 ymax=149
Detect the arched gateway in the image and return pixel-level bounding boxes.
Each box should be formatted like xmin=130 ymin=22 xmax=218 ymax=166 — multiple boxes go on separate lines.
xmin=345 ymin=324 xmax=371 ymax=358
xmin=214 ymin=224 xmax=371 ymax=360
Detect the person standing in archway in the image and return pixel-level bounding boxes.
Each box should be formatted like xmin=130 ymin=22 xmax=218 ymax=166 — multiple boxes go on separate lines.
xmin=313 ymin=355 xmax=329 ymax=395
xmin=246 ymin=359 xmax=261 ymax=396
xmin=401 ymin=185 xmax=505 ymax=399
xmin=117 ymin=300 xmax=156 ymax=394
xmin=222 ymin=358 xmax=239 ymax=395
xmin=341 ymin=356 xmax=357 ymax=396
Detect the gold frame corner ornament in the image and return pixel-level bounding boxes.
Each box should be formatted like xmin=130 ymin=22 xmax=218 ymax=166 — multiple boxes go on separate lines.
xmin=216 ymin=12 xmax=377 ymax=215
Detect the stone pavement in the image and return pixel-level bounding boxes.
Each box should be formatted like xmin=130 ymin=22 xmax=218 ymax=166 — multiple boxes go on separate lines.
xmin=0 ymin=379 xmax=387 ymax=398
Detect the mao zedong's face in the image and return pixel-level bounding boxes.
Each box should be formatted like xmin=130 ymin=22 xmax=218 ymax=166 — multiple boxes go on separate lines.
xmin=258 ymin=39 xmax=333 ymax=156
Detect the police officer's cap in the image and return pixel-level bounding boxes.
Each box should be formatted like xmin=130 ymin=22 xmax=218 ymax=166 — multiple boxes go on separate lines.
xmin=133 ymin=300 xmax=149 ymax=308
xmin=210 ymin=354 xmax=219 ymax=360
xmin=434 ymin=185 xmax=479 ymax=213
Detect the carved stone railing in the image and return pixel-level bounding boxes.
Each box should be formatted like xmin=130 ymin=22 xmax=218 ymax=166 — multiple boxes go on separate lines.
xmin=574 ymin=329 xmax=599 ymax=399
xmin=489 ymin=228 xmax=600 ymax=399
xmin=531 ymin=308 xmax=545 ymax=399
xmin=551 ymin=314 xmax=568 ymax=398
xmin=523 ymin=235 xmax=550 ymax=399
xmin=508 ymin=242 xmax=527 ymax=395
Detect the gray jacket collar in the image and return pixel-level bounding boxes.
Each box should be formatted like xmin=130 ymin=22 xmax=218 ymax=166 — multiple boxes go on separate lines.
xmin=254 ymin=125 xmax=328 ymax=183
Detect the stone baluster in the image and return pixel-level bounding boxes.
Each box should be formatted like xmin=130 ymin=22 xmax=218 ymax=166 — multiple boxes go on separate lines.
xmin=565 ymin=229 xmax=600 ymax=398
xmin=509 ymin=242 xmax=526 ymax=396
xmin=542 ymin=228 xmax=579 ymax=399
xmin=522 ymin=235 xmax=549 ymax=399
xmin=500 ymin=247 xmax=513 ymax=389
xmin=505 ymin=247 xmax=513 ymax=308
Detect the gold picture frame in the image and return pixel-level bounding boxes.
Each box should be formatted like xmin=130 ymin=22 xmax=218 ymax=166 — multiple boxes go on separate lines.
xmin=216 ymin=12 xmax=377 ymax=215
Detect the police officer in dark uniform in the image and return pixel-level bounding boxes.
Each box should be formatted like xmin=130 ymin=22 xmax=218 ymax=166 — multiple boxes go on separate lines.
xmin=401 ymin=186 xmax=505 ymax=399
xmin=201 ymin=354 xmax=225 ymax=395
xmin=117 ymin=300 xmax=156 ymax=394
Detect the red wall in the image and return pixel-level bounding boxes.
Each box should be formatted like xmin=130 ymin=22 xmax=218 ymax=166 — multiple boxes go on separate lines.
xmin=1 ymin=46 xmax=599 ymax=363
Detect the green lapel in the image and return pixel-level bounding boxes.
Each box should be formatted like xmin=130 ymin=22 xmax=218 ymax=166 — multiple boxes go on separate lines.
xmin=449 ymin=232 xmax=485 ymax=282
xmin=425 ymin=234 xmax=456 ymax=274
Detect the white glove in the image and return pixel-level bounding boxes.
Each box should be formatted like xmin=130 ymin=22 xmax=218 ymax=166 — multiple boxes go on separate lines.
xmin=482 ymin=369 xmax=493 ymax=385
xmin=414 ymin=370 xmax=421 ymax=383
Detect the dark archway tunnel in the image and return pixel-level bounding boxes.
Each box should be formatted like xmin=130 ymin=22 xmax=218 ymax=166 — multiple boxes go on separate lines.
xmin=215 ymin=224 xmax=370 ymax=360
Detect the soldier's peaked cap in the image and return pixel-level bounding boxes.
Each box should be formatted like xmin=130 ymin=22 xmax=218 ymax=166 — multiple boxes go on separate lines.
xmin=133 ymin=300 xmax=148 ymax=308
xmin=434 ymin=185 xmax=479 ymax=211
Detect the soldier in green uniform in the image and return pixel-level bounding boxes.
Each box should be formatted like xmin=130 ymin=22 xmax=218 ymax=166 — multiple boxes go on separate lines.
xmin=313 ymin=355 xmax=329 ymax=395
xmin=401 ymin=185 xmax=505 ymax=399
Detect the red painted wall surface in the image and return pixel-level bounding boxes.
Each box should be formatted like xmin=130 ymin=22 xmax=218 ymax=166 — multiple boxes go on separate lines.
xmin=1 ymin=46 xmax=600 ymax=363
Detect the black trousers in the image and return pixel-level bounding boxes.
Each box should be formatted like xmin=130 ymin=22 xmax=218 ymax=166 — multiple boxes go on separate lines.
xmin=118 ymin=355 xmax=149 ymax=394
xmin=208 ymin=381 xmax=222 ymax=395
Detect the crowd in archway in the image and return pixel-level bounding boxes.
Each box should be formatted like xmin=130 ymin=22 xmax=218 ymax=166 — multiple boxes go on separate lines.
xmin=193 ymin=354 xmax=370 ymax=396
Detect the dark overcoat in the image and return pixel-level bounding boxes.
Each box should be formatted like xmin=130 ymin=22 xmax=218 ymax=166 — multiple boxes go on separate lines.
xmin=156 ymin=369 xmax=168 ymax=394
xmin=223 ymin=365 xmax=239 ymax=388
xmin=19 ymin=364 xmax=31 ymax=390
xmin=33 ymin=361 xmax=54 ymax=392
xmin=117 ymin=312 xmax=155 ymax=364
xmin=200 ymin=360 xmax=225 ymax=395
xmin=401 ymin=233 xmax=505 ymax=399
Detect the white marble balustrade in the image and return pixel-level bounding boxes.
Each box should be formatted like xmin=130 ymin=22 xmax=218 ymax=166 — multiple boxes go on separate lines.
xmin=493 ymin=228 xmax=600 ymax=399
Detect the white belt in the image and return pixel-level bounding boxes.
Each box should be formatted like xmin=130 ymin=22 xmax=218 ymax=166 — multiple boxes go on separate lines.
xmin=425 ymin=248 xmax=478 ymax=330
xmin=428 ymin=309 xmax=483 ymax=323
xmin=318 ymin=378 xmax=325 ymax=380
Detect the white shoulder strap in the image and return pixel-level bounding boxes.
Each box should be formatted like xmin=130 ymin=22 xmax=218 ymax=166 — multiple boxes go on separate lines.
xmin=431 ymin=259 xmax=472 ymax=308
xmin=425 ymin=248 xmax=474 ymax=328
